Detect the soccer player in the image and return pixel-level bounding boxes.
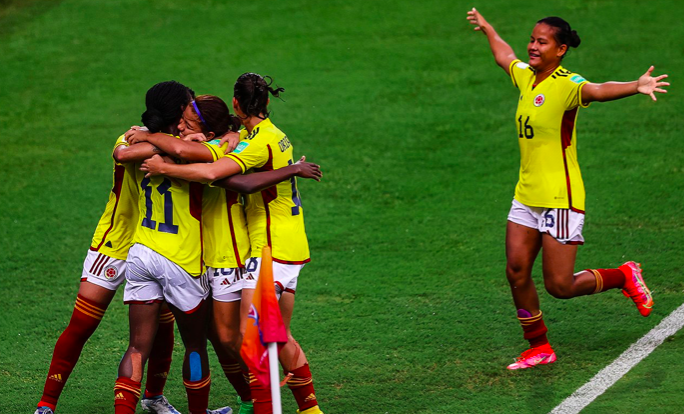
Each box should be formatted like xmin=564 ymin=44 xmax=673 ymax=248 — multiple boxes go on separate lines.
xmin=466 ymin=9 xmax=670 ymax=369
xmin=34 ymin=81 xmax=192 ymax=414
xmin=140 ymin=73 xmax=324 ymax=414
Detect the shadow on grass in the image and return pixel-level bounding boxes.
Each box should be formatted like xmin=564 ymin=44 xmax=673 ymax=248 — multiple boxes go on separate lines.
xmin=0 ymin=0 xmax=64 ymax=37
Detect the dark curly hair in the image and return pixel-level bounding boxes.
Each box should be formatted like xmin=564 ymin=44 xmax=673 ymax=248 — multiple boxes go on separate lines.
xmin=233 ymin=73 xmax=285 ymax=119
xmin=141 ymin=81 xmax=195 ymax=133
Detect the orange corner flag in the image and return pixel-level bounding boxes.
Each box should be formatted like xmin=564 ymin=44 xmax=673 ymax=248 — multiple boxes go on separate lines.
xmin=240 ymin=246 xmax=289 ymax=386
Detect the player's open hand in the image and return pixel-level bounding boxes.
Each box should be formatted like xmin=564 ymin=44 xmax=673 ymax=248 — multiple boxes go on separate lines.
xmin=126 ymin=129 xmax=152 ymax=145
xmin=181 ymin=132 xmax=208 ymax=142
xmin=294 ymin=156 xmax=322 ymax=181
xmin=637 ymin=66 xmax=670 ymax=101
xmin=140 ymin=154 xmax=167 ymax=178
xmin=219 ymin=131 xmax=241 ymax=152
xmin=467 ymin=8 xmax=489 ymax=33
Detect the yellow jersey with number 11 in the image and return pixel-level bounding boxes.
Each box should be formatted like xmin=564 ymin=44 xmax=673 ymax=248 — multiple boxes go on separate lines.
xmin=133 ymin=139 xmax=226 ymax=276
xmin=509 ymin=59 xmax=590 ymax=212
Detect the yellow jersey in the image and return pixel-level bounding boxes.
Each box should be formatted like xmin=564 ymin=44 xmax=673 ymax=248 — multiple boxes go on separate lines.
xmin=509 ymin=59 xmax=590 ymax=212
xmin=202 ymin=185 xmax=251 ymax=268
xmin=225 ymin=118 xmax=310 ymax=264
xmin=133 ymin=139 xmax=226 ymax=276
xmin=90 ymin=135 xmax=140 ymax=260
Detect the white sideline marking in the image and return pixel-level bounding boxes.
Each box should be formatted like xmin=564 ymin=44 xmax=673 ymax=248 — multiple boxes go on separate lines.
xmin=550 ymin=303 xmax=684 ymax=414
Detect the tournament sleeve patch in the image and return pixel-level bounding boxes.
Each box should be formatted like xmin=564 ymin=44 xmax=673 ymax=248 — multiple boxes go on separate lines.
xmin=570 ymin=75 xmax=587 ymax=84
xmin=233 ymin=141 xmax=249 ymax=154
xmin=515 ymin=61 xmax=530 ymax=70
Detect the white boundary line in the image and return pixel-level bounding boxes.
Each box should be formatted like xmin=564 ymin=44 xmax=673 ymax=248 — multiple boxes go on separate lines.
xmin=550 ymin=303 xmax=684 ymax=414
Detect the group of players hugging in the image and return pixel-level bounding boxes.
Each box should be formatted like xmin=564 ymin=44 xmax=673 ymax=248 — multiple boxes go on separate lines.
xmin=35 ymin=74 xmax=325 ymax=414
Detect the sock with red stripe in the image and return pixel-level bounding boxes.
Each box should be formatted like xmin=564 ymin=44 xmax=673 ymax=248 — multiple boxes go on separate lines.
xmin=114 ymin=376 xmax=141 ymax=414
xmin=517 ymin=309 xmax=549 ymax=348
xmin=250 ymin=378 xmax=273 ymax=414
xmin=587 ymin=268 xmax=626 ymax=293
xmin=218 ymin=361 xmax=252 ymax=403
xmin=184 ymin=374 xmax=211 ymax=414
xmin=38 ymin=294 xmax=107 ymax=410
xmin=144 ymin=309 xmax=175 ymax=399
xmin=286 ymin=364 xmax=319 ymax=412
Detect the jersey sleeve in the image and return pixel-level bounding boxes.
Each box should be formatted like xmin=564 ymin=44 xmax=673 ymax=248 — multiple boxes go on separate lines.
xmin=509 ymin=59 xmax=534 ymax=91
xmin=562 ymin=73 xmax=591 ymax=110
xmin=224 ymin=139 xmax=269 ymax=173
xmin=112 ymin=134 xmax=129 ymax=165
xmin=202 ymin=139 xmax=227 ymax=162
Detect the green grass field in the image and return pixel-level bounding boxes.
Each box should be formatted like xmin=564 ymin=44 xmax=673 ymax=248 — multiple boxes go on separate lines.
xmin=1 ymin=0 xmax=683 ymax=413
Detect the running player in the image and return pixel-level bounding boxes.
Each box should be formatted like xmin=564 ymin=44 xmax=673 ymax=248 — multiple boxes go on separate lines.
xmin=466 ymin=9 xmax=669 ymax=369
xmin=34 ymin=81 xmax=192 ymax=414
xmin=139 ymin=73 xmax=324 ymax=414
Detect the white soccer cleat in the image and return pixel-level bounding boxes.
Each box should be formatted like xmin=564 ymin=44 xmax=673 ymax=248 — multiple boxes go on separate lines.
xmin=207 ymin=406 xmax=233 ymax=414
xmin=34 ymin=408 xmax=54 ymax=414
xmin=140 ymin=395 xmax=182 ymax=414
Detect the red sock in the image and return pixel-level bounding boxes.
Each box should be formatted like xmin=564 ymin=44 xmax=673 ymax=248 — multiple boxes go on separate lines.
xmin=38 ymin=294 xmax=107 ymax=410
xmin=184 ymin=374 xmax=211 ymax=414
xmin=218 ymin=362 xmax=252 ymax=402
xmin=587 ymin=268 xmax=626 ymax=293
xmin=114 ymin=376 xmax=141 ymax=414
xmin=250 ymin=377 xmax=273 ymax=414
xmin=286 ymin=364 xmax=319 ymax=412
xmin=144 ymin=309 xmax=175 ymax=398
xmin=517 ymin=310 xmax=549 ymax=348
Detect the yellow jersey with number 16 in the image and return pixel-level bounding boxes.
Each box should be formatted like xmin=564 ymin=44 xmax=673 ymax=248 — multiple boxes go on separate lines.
xmin=509 ymin=59 xmax=590 ymax=212
xmin=224 ymin=118 xmax=310 ymax=264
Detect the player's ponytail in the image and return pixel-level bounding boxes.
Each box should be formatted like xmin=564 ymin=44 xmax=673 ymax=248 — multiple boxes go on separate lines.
xmin=537 ymin=17 xmax=581 ymax=58
xmin=142 ymin=80 xmax=195 ymax=133
xmin=234 ymin=72 xmax=284 ymax=120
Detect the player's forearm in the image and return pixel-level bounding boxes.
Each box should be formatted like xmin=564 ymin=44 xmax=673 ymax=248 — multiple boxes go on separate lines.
xmin=114 ymin=142 xmax=161 ymax=163
xmin=582 ymin=81 xmax=638 ymax=103
xmin=214 ymin=165 xmax=298 ymax=194
xmin=155 ymin=162 xmax=220 ymax=183
xmin=146 ymin=134 xmax=214 ymax=163
xmin=481 ymin=23 xmax=517 ymax=71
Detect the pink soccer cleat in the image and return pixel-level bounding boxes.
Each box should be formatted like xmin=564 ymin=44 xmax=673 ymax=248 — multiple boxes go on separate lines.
xmin=620 ymin=261 xmax=653 ymax=317
xmin=507 ymin=344 xmax=557 ymax=370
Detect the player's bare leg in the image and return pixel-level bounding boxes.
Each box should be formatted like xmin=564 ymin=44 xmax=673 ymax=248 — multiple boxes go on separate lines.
xmin=505 ymin=221 xmax=556 ymax=370
xmin=116 ymin=302 xmax=161 ymax=414
xmin=505 ymin=221 xmax=542 ymax=313
xmin=169 ymin=300 xmax=213 ymax=414
xmin=210 ymin=299 xmax=253 ymax=411
xmin=541 ymin=234 xmax=596 ymax=298
xmin=37 ymin=281 xmax=116 ymax=412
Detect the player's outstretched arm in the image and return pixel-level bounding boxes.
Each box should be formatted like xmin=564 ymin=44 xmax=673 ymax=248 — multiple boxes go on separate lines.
xmin=581 ymin=66 xmax=670 ymax=104
xmin=467 ymin=7 xmax=517 ymax=74
xmin=141 ymin=155 xmax=242 ymax=183
xmin=125 ymin=129 xmax=216 ymax=163
xmin=214 ymin=156 xmax=322 ymax=194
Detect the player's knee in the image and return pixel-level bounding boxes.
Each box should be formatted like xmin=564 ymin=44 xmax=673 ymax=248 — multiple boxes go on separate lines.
xmin=506 ymin=262 xmax=531 ymax=286
xmin=545 ymin=281 xmax=573 ymax=299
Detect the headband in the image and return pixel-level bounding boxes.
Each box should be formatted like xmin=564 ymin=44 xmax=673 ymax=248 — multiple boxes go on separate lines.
xmin=191 ymin=100 xmax=208 ymax=127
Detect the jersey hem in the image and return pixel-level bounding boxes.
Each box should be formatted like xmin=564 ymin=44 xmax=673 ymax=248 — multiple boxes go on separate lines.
xmin=273 ymin=257 xmax=311 ymax=265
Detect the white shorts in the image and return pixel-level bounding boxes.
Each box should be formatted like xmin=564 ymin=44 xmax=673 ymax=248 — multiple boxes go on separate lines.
xmin=81 ymin=250 xmax=127 ymax=290
xmin=124 ymin=243 xmax=210 ymax=313
xmin=244 ymin=257 xmax=304 ymax=299
xmin=507 ymin=199 xmax=585 ymax=245
xmin=207 ymin=267 xmax=246 ymax=302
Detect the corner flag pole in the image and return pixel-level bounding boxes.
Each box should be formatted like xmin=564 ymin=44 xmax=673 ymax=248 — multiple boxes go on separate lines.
xmin=268 ymin=342 xmax=283 ymax=414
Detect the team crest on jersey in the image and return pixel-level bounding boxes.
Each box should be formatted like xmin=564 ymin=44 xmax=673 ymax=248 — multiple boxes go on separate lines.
xmin=233 ymin=141 xmax=249 ymax=154
xmin=104 ymin=265 xmax=118 ymax=280
xmin=534 ymin=94 xmax=545 ymax=107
